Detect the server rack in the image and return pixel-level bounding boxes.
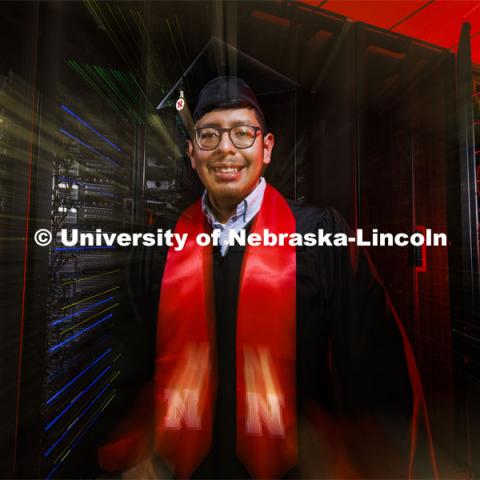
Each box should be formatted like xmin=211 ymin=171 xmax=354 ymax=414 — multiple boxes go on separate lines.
xmin=0 ymin=2 xmax=179 ymax=477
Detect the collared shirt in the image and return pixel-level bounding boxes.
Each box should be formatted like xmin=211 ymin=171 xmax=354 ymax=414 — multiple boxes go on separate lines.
xmin=201 ymin=177 xmax=266 ymax=256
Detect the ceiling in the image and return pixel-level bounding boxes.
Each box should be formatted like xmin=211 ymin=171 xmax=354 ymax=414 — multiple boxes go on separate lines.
xmin=299 ymin=0 xmax=480 ymax=64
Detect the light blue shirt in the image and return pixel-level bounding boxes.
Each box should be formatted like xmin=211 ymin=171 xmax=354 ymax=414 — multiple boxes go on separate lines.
xmin=201 ymin=177 xmax=266 ymax=256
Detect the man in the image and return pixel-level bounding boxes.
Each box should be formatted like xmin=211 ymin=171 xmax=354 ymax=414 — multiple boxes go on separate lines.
xmin=98 ymin=77 xmax=437 ymax=479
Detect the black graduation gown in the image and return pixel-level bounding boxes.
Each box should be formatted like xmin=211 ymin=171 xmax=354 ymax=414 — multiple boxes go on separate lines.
xmin=112 ymin=200 xmax=436 ymax=479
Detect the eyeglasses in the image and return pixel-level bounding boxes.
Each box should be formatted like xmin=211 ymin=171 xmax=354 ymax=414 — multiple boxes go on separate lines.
xmin=194 ymin=125 xmax=263 ymax=150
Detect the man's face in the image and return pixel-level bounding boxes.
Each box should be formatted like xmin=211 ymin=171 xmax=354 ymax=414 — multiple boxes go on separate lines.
xmin=187 ymin=107 xmax=274 ymax=207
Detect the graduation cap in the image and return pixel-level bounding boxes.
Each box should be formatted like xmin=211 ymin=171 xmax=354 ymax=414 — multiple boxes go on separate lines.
xmin=154 ymin=37 xmax=302 ymax=200
xmin=156 ymin=37 xmax=299 ymax=138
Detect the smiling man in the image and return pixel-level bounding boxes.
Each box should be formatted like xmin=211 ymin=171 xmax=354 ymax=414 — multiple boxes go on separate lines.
xmin=98 ymin=77 xmax=437 ymax=479
xmin=187 ymin=82 xmax=274 ymax=223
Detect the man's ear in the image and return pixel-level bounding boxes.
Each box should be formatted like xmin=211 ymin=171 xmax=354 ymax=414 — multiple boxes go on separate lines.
xmin=262 ymin=133 xmax=275 ymax=166
xmin=187 ymin=139 xmax=196 ymax=169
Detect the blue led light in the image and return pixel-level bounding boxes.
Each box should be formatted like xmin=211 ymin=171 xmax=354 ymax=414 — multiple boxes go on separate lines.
xmin=44 ymin=383 xmax=111 ymax=457
xmin=57 ymin=176 xmax=82 ymax=186
xmin=44 ymin=458 xmax=62 ymax=480
xmin=50 ymin=296 xmax=114 ymax=327
xmin=58 ymin=128 xmax=119 ymax=166
xmin=66 ymin=396 xmax=112 ymax=450
xmin=45 ymin=365 xmax=112 ymax=431
xmin=44 ymin=390 xmax=113 ymax=479
xmin=43 ymin=418 xmax=78 ymax=459
xmin=47 ymin=348 xmax=111 ymax=405
xmin=54 ymin=246 xmax=115 ymax=252
xmin=61 ymin=105 xmax=122 ymax=152
xmin=49 ymin=314 xmax=113 ymax=353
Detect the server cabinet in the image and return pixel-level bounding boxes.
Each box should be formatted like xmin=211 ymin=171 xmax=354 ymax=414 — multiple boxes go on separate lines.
xmin=0 ymin=2 xmax=159 ymax=477
xmin=452 ymin=22 xmax=480 ymax=478
xmin=306 ymin=19 xmax=458 ymax=474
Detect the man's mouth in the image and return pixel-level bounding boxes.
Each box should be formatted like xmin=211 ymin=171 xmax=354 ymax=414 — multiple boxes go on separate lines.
xmin=211 ymin=165 xmax=244 ymax=181
xmin=212 ymin=166 xmax=243 ymax=173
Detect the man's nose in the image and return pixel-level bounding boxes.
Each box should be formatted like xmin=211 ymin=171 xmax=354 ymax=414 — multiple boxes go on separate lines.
xmin=217 ymin=131 xmax=236 ymax=153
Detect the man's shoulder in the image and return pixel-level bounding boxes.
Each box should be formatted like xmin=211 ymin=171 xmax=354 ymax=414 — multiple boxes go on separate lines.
xmin=286 ymin=198 xmax=328 ymax=217
xmin=285 ymin=198 xmax=336 ymax=234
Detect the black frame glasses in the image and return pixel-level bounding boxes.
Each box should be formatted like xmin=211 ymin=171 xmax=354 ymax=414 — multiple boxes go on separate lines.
xmin=194 ymin=125 xmax=263 ymax=150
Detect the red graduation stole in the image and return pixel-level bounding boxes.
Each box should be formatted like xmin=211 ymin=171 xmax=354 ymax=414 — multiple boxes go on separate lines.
xmin=154 ymin=184 xmax=297 ymax=478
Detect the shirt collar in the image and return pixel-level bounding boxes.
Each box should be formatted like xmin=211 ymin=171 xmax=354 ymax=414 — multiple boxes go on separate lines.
xmin=201 ymin=177 xmax=266 ymax=227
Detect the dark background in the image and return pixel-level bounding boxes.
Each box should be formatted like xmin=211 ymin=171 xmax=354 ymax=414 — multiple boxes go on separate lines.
xmin=0 ymin=1 xmax=478 ymax=478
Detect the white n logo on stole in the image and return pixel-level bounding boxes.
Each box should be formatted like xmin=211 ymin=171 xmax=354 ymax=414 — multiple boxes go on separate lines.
xmin=164 ymin=343 xmax=209 ymax=430
xmin=244 ymin=346 xmax=285 ymax=437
